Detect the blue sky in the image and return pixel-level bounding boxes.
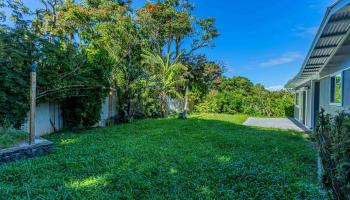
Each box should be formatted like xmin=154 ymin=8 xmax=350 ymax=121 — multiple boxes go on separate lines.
xmin=8 ymin=0 xmax=335 ymax=89
xmin=135 ymin=0 xmax=334 ymax=89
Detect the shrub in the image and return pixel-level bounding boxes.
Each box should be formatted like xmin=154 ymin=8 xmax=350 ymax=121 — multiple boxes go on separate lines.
xmin=195 ymin=77 xmax=294 ymax=118
xmin=315 ymin=109 xmax=350 ymax=200
xmin=0 ymin=30 xmax=30 ymax=128
xmin=61 ymin=94 xmax=105 ymax=130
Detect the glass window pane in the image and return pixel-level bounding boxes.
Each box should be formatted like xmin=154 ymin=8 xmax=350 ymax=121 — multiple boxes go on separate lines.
xmin=335 ymin=74 xmax=342 ymax=104
xmin=295 ymin=93 xmax=299 ymax=105
xmin=330 ymin=77 xmax=335 ymax=103
xmin=330 ymin=73 xmax=342 ymax=104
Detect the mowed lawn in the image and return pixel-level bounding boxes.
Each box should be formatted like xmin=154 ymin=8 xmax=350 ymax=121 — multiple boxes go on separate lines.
xmin=0 ymin=114 xmax=325 ymax=199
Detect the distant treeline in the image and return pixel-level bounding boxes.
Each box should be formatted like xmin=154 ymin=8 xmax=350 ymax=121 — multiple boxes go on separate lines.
xmin=195 ymin=76 xmax=294 ymax=117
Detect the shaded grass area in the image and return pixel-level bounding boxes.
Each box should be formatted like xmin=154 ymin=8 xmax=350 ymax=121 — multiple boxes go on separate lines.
xmin=0 ymin=128 xmax=27 ymax=149
xmin=0 ymin=114 xmax=325 ymax=199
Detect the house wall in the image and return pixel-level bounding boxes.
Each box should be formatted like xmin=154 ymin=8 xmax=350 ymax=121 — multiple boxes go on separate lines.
xmin=294 ymin=67 xmax=350 ymax=129
xmin=306 ymin=87 xmax=312 ymax=128
xmin=294 ymin=82 xmax=313 ymax=129
xmin=319 ymin=68 xmax=350 ymax=115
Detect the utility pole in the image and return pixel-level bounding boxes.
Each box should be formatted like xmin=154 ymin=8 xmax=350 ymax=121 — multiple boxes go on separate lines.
xmin=29 ymin=62 xmax=38 ymax=145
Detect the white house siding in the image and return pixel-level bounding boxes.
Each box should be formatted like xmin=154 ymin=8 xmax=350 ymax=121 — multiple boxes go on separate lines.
xmin=319 ymin=68 xmax=350 ymax=116
xmin=293 ymin=68 xmax=350 ymax=130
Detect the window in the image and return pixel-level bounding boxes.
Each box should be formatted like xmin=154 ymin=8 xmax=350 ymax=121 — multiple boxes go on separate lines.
xmin=295 ymin=93 xmax=300 ymax=106
xmin=330 ymin=73 xmax=342 ymax=105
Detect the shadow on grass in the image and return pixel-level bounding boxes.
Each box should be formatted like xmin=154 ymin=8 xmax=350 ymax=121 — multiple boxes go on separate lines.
xmin=0 ymin=116 xmax=325 ymax=199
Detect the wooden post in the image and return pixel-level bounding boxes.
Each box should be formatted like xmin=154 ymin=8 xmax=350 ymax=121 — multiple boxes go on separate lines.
xmin=184 ymin=84 xmax=189 ymax=114
xmin=29 ymin=66 xmax=37 ymax=145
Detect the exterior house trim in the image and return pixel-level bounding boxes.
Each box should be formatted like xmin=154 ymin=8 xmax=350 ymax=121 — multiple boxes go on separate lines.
xmin=285 ymin=0 xmax=350 ymax=130
xmin=327 ymin=70 xmax=344 ymax=106
xmin=286 ymin=0 xmax=350 ymax=89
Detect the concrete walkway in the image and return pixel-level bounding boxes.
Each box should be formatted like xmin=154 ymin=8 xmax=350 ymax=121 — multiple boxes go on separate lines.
xmin=243 ymin=117 xmax=309 ymax=132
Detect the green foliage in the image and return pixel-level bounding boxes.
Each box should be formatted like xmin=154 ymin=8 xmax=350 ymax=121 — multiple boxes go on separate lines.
xmin=0 ymin=127 xmax=27 ymax=149
xmin=1 ymin=0 xmax=221 ymax=127
xmin=0 ymin=29 xmax=30 ymax=128
xmin=315 ymin=109 xmax=350 ymax=200
xmin=61 ymin=93 xmax=104 ymax=130
xmin=196 ymin=77 xmax=294 ymax=117
xmin=0 ymin=114 xmax=325 ymax=198
xmin=142 ymin=50 xmax=187 ymax=117
xmin=96 ymin=11 xmax=147 ymax=122
xmin=136 ymin=0 xmax=218 ymax=57
xmin=183 ymin=54 xmax=223 ymax=106
xmin=0 ymin=0 xmax=114 ymax=129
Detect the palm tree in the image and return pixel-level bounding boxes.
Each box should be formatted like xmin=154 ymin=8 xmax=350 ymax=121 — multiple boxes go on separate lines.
xmin=142 ymin=50 xmax=187 ymax=117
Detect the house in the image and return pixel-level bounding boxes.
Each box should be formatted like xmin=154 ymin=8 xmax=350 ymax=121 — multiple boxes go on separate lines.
xmin=21 ymin=95 xmax=118 ymax=137
xmin=285 ymin=0 xmax=350 ymax=130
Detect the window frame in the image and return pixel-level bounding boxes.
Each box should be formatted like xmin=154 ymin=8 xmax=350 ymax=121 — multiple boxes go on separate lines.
xmin=329 ymin=71 xmax=343 ymax=106
xmin=295 ymin=92 xmax=300 ymax=107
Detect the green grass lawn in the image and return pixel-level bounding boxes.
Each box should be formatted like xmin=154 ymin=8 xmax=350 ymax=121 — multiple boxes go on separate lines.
xmin=0 ymin=128 xmax=28 ymax=149
xmin=0 ymin=114 xmax=325 ymax=199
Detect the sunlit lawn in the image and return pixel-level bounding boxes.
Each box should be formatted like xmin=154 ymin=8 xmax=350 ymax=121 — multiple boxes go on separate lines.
xmin=0 ymin=114 xmax=325 ymax=199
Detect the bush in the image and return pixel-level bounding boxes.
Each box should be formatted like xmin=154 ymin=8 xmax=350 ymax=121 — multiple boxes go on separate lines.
xmin=315 ymin=109 xmax=350 ymax=200
xmin=61 ymin=94 xmax=105 ymax=130
xmin=195 ymin=77 xmax=294 ymax=117
xmin=0 ymin=30 xmax=30 ymax=128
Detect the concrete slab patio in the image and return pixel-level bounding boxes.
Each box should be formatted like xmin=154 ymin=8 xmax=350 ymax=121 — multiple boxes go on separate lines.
xmin=243 ymin=117 xmax=310 ymax=132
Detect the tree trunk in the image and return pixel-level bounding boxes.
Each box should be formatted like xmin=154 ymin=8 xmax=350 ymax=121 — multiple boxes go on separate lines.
xmin=181 ymin=84 xmax=189 ymax=119
xmin=175 ymin=37 xmax=180 ymax=58
xmin=127 ymin=99 xmax=134 ymax=122
xmin=161 ymin=92 xmax=167 ymax=118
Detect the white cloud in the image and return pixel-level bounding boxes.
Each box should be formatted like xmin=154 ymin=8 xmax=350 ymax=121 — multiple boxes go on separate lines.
xmin=266 ymin=85 xmax=285 ymax=91
xmin=292 ymin=26 xmax=318 ymax=37
xmin=259 ymin=52 xmax=302 ymax=67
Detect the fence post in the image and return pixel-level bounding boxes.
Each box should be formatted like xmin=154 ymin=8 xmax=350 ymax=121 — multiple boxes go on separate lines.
xmin=29 ymin=63 xmax=37 ymax=144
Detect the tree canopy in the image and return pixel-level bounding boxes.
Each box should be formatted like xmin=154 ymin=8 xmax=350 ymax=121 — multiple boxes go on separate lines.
xmin=0 ymin=0 xmax=293 ymax=129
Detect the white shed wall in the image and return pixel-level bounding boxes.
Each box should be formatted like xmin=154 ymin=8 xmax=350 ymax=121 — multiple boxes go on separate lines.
xmin=21 ymin=102 xmax=63 ymax=137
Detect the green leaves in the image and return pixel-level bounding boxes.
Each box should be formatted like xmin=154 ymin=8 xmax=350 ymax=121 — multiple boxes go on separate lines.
xmin=315 ymin=110 xmax=350 ymax=199
xmin=0 ymin=28 xmax=31 ymax=128
xmin=142 ymin=50 xmax=187 ymax=116
xmin=136 ymin=0 xmax=218 ymax=57
xmin=1 ymin=0 xmax=220 ymax=124
xmin=195 ymin=77 xmax=294 ymax=117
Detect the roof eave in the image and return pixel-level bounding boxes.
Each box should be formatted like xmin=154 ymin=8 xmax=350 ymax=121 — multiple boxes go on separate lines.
xmin=285 ymin=0 xmax=350 ymax=89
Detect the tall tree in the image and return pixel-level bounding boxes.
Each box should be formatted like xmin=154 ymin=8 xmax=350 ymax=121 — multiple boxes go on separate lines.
xmin=183 ymin=55 xmax=223 ymax=105
xmin=136 ymin=0 xmax=219 ymax=117
xmin=96 ymin=8 xmax=146 ymax=122
xmin=142 ymin=50 xmax=187 ymax=117
xmin=136 ymin=0 xmax=218 ymax=57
